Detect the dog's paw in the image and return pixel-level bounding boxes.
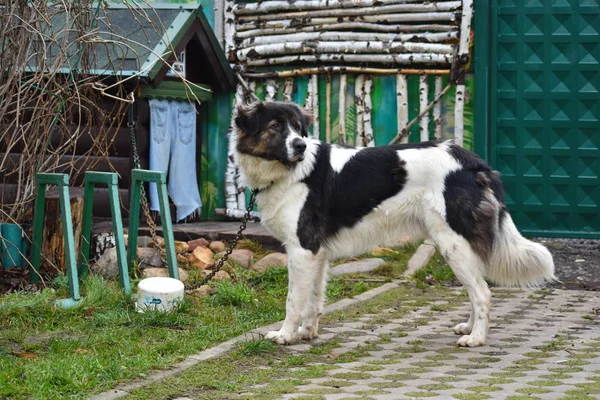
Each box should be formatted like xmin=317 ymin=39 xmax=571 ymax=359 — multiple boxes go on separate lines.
xmin=298 ymin=325 xmax=319 ymax=341
xmin=453 ymin=322 xmax=473 ymax=335
xmin=456 ymin=334 xmax=486 ymax=347
xmin=265 ymin=330 xmax=299 ymax=345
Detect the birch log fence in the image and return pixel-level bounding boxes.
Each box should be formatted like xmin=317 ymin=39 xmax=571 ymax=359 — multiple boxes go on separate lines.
xmin=220 ymin=0 xmax=473 ymax=218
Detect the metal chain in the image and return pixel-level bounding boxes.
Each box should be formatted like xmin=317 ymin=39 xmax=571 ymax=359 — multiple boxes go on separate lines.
xmin=127 ymin=117 xmax=167 ymax=264
xmin=185 ymin=190 xmax=258 ymax=291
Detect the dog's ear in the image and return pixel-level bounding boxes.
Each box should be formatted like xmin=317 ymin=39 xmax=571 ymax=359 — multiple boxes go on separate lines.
xmin=301 ymin=107 xmax=313 ymax=128
xmin=235 ymin=101 xmax=262 ymax=135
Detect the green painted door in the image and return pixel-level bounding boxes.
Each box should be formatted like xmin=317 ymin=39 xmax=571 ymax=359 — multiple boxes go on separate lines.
xmin=479 ymin=0 xmax=600 ymax=238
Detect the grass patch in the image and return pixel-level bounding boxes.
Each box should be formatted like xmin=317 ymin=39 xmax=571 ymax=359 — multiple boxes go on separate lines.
xmin=412 ymin=252 xmax=457 ymax=288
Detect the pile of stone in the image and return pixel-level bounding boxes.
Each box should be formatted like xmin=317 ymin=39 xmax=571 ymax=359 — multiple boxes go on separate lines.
xmin=90 ymin=235 xmax=288 ymax=288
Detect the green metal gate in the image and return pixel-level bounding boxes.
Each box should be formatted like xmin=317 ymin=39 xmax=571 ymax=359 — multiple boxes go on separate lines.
xmin=475 ymin=0 xmax=600 ymax=238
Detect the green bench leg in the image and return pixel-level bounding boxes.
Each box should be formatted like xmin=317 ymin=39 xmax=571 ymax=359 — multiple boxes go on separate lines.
xmin=30 ymin=173 xmax=80 ymax=302
xmin=127 ymin=169 xmax=178 ymax=280
xmin=79 ymin=172 xmax=130 ymax=294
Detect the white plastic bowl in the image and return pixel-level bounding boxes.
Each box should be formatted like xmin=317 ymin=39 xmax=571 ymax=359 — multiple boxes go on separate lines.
xmin=136 ymin=277 xmax=184 ymax=313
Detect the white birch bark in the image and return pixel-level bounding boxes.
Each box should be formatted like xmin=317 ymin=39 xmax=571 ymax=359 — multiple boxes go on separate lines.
xmin=236 ymin=2 xmax=461 ymax=23
xmin=433 ymin=76 xmax=443 ymax=140
xmin=235 ymin=0 xmax=432 ymax=15
xmin=339 ymin=74 xmax=347 ymax=145
xmin=419 ymin=74 xmax=429 ymax=142
xmin=237 ymin=41 xmax=453 ymax=61
xmin=396 ymin=74 xmax=409 ymax=143
xmin=236 ymin=23 xmax=457 ymax=38
xmin=304 ymin=75 xmax=314 ymax=110
xmin=311 ymin=74 xmax=320 ymax=139
xmin=363 ymin=76 xmax=375 ymax=147
xmin=247 ymin=53 xmax=452 ymax=67
xmin=265 ymin=79 xmax=279 ymax=101
xmin=454 ymin=84 xmax=465 ymax=147
xmin=283 ymin=78 xmax=294 ymax=102
xmin=224 ymin=0 xmax=235 ymax=60
xmin=355 ymin=74 xmax=365 ymax=147
xmin=236 ymin=12 xmax=456 ymax=31
xmin=458 ymin=0 xmax=474 ymax=58
xmin=226 ymin=84 xmax=245 ymax=211
xmin=239 ymin=31 xmax=458 ymax=48
xmin=214 ymin=0 xmax=225 ymax=49
xmin=325 ymin=75 xmax=331 ymax=143
xmin=243 ymin=67 xmax=451 ymax=78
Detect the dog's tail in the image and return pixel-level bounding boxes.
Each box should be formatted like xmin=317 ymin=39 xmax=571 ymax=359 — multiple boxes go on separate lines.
xmin=484 ymin=212 xmax=556 ymax=288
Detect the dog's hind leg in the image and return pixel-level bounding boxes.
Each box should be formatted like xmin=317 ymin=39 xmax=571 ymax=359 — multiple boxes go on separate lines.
xmin=425 ymin=214 xmax=492 ymax=347
xmin=299 ymin=260 xmax=328 ymax=340
xmin=266 ymin=248 xmax=326 ymax=345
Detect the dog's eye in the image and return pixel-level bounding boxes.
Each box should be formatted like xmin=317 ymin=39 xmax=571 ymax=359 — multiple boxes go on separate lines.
xmin=271 ymin=123 xmax=281 ymax=131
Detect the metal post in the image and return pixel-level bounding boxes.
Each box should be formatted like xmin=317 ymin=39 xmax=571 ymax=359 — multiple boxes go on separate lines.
xmin=127 ymin=169 xmax=178 ymax=280
xmin=30 ymin=173 xmax=80 ymax=303
xmin=80 ymin=172 xmax=130 ymax=294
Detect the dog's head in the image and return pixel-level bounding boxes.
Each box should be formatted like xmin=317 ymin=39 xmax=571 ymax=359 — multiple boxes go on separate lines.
xmin=233 ymin=101 xmax=313 ymax=166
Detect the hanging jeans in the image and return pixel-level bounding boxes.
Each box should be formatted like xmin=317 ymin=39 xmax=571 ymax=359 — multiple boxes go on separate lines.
xmin=148 ymin=99 xmax=202 ymax=222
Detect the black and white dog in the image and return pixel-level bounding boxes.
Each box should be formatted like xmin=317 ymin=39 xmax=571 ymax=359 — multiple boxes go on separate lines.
xmin=233 ymin=100 xmax=555 ymax=347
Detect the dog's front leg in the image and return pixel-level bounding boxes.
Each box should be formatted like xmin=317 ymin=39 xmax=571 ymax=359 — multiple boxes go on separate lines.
xmin=266 ymin=248 xmax=324 ymax=345
xmin=298 ymin=259 xmax=328 ymax=340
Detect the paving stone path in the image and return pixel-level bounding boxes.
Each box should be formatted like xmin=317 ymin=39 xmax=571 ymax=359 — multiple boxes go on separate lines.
xmin=269 ymin=287 xmax=600 ymax=400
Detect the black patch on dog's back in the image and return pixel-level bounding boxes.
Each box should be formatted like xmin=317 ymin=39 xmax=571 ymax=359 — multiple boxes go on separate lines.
xmin=298 ymin=144 xmax=408 ymax=253
xmin=444 ymin=145 xmax=507 ymax=260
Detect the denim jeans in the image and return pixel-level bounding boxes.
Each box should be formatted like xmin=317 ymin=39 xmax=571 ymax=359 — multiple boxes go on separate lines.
xmin=148 ymin=99 xmax=201 ymax=221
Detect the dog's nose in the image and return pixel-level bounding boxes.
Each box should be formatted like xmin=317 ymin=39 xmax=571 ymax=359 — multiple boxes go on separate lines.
xmin=292 ymin=138 xmax=306 ymax=153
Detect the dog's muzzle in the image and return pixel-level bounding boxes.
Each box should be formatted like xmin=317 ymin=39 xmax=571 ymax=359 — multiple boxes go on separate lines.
xmin=291 ymin=138 xmax=306 ymax=162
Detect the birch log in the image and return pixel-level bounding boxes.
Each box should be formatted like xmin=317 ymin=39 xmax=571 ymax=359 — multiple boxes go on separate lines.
xmin=311 ymin=74 xmax=320 ymax=139
xmin=265 ymin=79 xmax=278 ymax=101
xmin=226 ymin=84 xmax=244 ymax=211
xmin=325 ymin=75 xmax=331 ymax=143
xmin=224 ymin=0 xmax=236 ymax=59
xmin=339 ymin=74 xmax=347 ymax=145
xmin=305 ymin=75 xmax=314 ymax=111
xmin=236 ymin=23 xmax=457 ymax=39
xmin=247 ymin=53 xmax=452 ymax=67
xmin=396 ymin=74 xmax=409 ymax=143
xmin=236 ymin=2 xmax=461 ymax=23
xmin=363 ymin=76 xmax=375 ymax=147
xmin=419 ymin=75 xmax=429 ymax=142
xmin=239 ymin=31 xmax=458 ymax=48
xmin=235 ymin=0 xmax=444 ymax=15
xmin=433 ymin=76 xmax=443 ymax=139
xmin=454 ymin=84 xmax=465 ymax=147
xmin=237 ymin=41 xmax=453 ymax=61
xmin=243 ymin=67 xmax=450 ymax=78
xmin=355 ymin=74 xmax=365 ymax=147
xmin=458 ymin=0 xmax=474 ymax=58
xmin=237 ymin=12 xmax=457 ymax=32
xmin=283 ymin=78 xmax=294 ymax=101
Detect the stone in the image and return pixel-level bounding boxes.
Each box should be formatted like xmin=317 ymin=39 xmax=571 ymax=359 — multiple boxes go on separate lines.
xmin=215 ymin=249 xmax=253 ymax=269
xmin=174 ymin=241 xmax=190 ymax=255
xmin=137 ymin=247 xmax=164 ymax=268
xmin=188 ymin=247 xmax=214 ymax=270
xmin=177 ymin=254 xmax=189 ymax=265
xmin=91 ymin=247 xmax=118 ymax=279
xmin=209 ymin=240 xmax=226 ymax=253
xmin=190 ymin=285 xmax=215 ymax=298
xmin=142 ymin=267 xmax=189 ymax=282
xmin=330 ymin=258 xmax=386 ymax=276
xmin=150 ymin=236 xmax=165 ymax=248
xmin=252 ymin=252 xmax=288 ymax=273
xmin=213 ymin=270 xmax=231 ymax=281
xmin=188 ymin=238 xmax=209 ymax=252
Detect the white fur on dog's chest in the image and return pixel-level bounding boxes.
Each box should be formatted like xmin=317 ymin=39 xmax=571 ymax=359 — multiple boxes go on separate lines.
xmin=256 ymin=183 xmax=308 ymax=246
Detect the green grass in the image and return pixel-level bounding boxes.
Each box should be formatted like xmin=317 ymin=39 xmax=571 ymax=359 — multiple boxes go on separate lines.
xmin=0 ymin=244 xmax=419 ymax=399
xmin=411 ymin=252 xmax=457 ymax=288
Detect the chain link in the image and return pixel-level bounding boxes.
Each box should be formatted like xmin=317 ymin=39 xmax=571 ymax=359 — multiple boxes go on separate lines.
xmin=128 ymin=119 xmax=167 ymax=264
xmin=184 ymin=190 xmax=258 ymax=291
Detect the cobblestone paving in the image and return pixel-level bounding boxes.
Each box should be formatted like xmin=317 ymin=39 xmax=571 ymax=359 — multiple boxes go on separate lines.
xmin=273 ymin=288 xmax=600 ymax=400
